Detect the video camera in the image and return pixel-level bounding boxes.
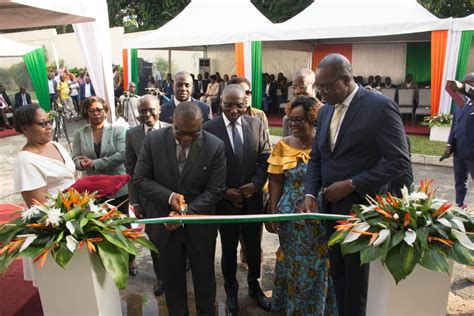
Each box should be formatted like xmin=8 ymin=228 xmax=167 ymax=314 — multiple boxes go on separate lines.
xmin=144 ymin=87 xmax=165 ymax=97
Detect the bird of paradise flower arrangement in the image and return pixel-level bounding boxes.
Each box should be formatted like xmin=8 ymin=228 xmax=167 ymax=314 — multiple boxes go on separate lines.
xmin=328 ymin=179 xmax=474 ymax=283
xmin=0 ymin=188 xmax=157 ymax=289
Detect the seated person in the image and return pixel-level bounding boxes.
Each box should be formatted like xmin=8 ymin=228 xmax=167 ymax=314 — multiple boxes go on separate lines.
xmin=365 ymin=75 xmax=374 ymax=87
xmin=14 ymin=87 xmax=32 ymax=109
xmin=371 ymin=75 xmax=382 ymax=89
xmin=399 ymin=73 xmax=419 ymax=105
xmin=200 ymin=75 xmax=220 ymax=106
xmin=381 ymin=76 xmax=395 ymax=89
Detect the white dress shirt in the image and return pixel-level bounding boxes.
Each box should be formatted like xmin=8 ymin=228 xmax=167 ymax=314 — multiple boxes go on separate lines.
xmin=330 ymin=85 xmax=359 ymax=149
xmin=84 ymin=83 xmax=92 ymax=98
xmin=143 ymin=121 xmax=164 ymax=134
xmin=223 ymin=114 xmax=244 ymax=152
xmin=174 ymin=96 xmax=192 ymax=106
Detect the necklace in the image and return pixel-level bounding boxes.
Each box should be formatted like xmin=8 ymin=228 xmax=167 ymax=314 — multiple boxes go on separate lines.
xmin=297 ymin=130 xmax=316 ymax=149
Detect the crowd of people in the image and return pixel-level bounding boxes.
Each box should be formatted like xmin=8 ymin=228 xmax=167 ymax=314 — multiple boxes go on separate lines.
xmin=14 ymin=53 xmax=463 ymax=316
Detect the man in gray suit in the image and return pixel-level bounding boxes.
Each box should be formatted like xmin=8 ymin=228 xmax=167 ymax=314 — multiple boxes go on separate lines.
xmin=134 ymin=102 xmax=226 ymax=315
xmin=125 ymin=94 xmax=169 ymax=296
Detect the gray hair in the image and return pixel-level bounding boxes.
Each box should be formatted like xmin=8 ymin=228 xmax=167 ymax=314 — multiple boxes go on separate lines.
xmin=294 ymin=68 xmax=316 ymax=84
xmin=138 ymin=94 xmax=159 ymax=108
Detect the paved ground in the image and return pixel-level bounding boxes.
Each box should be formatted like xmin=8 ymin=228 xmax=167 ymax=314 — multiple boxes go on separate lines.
xmin=0 ymin=120 xmax=472 ymax=315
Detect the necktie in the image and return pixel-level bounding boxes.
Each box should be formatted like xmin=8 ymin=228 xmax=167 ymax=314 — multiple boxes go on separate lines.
xmin=147 ymin=127 xmax=154 ymax=134
xmin=328 ymin=103 xmax=344 ymax=151
xmin=231 ymin=121 xmax=243 ymax=163
xmin=177 ymin=146 xmax=187 ymax=175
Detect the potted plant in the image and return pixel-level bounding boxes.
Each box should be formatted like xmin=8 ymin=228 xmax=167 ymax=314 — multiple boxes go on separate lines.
xmin=0 ymin=188 xmax=157 ymax=315
xmin=422 ymin=113 xmax=453 ymax=142
xmin=329 ymin=179 xmax=473 ymax=315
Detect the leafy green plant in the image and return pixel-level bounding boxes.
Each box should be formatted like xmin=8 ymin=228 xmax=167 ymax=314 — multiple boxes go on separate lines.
xmin=329 ymin=179 xmax=474 ymax=283
xmin=421 ymin=113 xmax=453 ymax=128
xmin=0 ymin=188 xmax=157 ymax=289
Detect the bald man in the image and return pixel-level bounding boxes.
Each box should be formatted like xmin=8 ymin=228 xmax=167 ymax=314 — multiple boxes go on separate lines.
xmin=282 ymin=69 xmax=317 ymax=136
xmin=444 ymin=73 xmax=474 ymax=207
xmin=302 ymin=54 xmax=411 ymax=315
xmin=204 ymin=85 xmax=271 ymax=314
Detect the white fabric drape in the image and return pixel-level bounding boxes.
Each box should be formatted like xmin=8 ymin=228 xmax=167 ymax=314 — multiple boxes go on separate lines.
xmin=352 ymin=43 xmax=407 ymax=84
xmin=243 ymin=41 xmax=252 ymax=84
xmin=72 ymin=0 xmax=114 ymax=121
xmin=438 ymin=30 xmax=462 ymax=114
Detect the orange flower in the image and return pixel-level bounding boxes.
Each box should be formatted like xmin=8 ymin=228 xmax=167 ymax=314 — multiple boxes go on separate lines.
xmin=33 ymin=248 xmax=49 ymax=269
xmin=85 ymin=238 xmax=103 ymax=253
xmin=432 ymin=203 xmax=452 ymax=218
xmin=386 ymin=192 xmax=398 ymax=207
xmin=334 ymin=222 xmax=356 ymax=232
xmin=428 ymin=236 xmax=454 ymax=247
xmin=375 ymin=207 xmax=393 ymax=219
xmin=403 ymin=213 xmax=410 ymax=228
xmin=368 ymin=232 xmax=380 ymax=245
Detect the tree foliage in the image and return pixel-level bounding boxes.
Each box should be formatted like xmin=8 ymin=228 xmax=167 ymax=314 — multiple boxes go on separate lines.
xmin=418 ymin=0 xmax=473 ymax=18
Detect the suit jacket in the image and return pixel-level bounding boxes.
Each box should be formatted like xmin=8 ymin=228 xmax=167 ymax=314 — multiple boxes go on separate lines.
xmin=133 ymin=127 xmax=226 ymax=249
xmin=159 ymin=98 xmax=211 ymax=124
xmin=305 ymin=86 xmax=411 ymax=214
xmin=263 ymin=81 xmax=277 ymax=98
xmin=125 ymin=121 xmax=170 ymax=207
xmin=448 ymin=96 xmax=474 ymax=160
xmin=72 ymin=123 xmax=127 ymax=196
xmin=202 ymin=79 xmax=209 ymax=94
xmin=14 ymin=92 xmax=32 ymax=108
xmin=204 ymin=115 xmax=270 ymax=214
xmin=79 ymin=83 xmax=96 ymax=100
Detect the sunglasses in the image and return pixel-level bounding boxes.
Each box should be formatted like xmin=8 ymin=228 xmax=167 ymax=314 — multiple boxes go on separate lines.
xmin=222 ymin=102 xmax=245 ymax=109
xmin=35 ymin=120 xmax=54 ymax=128
xmin=174 ymin=129 xmax=202 ymax=139
xmin=287 ymin=117 xmax=307 ymax=125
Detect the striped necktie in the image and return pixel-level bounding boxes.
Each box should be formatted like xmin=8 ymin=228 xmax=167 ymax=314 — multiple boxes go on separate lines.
xmin=328 ymin=103 xmax=344 ymax=151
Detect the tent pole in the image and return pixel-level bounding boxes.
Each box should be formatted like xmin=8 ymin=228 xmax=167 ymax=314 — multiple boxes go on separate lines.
xmin=168 ymin=49 xmax=172 ymax=74
xmin=204 ymin=46 xmax=208 ymax=58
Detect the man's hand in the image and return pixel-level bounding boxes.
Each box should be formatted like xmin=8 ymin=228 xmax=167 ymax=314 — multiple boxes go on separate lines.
xmin=164 ymin=211 xmax=181 ymax=231
xmin=441 ymin=145 xmax=453 ymax=162
xmin=322 ymin=179 xmax=355 ymax=203
xmin=266 ymin=221 xmax=280 ymax=234
xmin=225 ymin=188 xmax=244 ymax=208
xmin=239 ymin=183 xmax=256 ymax=199
xmin=301 ymin=196 xmax=319 ymax=213
xmin=132 ymin=205 xmax=144 ymax=219
xmin=170 ymin=193 xmax=185 ymax=213
xmin=447 ymin=80 xmax=464 ymax=92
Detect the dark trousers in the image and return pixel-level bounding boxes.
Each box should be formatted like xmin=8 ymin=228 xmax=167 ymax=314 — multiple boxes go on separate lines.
xmin=160 ymin=227 xmax=216 ymax=316
xmin=326 ymin=220 xmax=369 ymax=316
xmin=453 ymin=155 xmax=474 ymax=206
xmin=219 ymin=222 xmax=262 ymax=296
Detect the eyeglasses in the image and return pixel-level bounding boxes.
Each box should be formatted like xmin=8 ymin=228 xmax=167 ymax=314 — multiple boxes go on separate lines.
xmin=287 ymin=117 xmax=307 ymax=126
xmin=316 ymin=77 xmax=341 ymax=94
xmin=291 ymin=85 xmax=308 ymax=91
xmin=87 ymin=108 xmax=105 ymax=114
xmin=138 ymin=108 xmax=157 ymax=115
xmin=174 ymin=129 xmax=202 ymax=139
xmin=35 ymin=120 xmax=54 ymax=128
xmin=245 ymin=90 xmax=252 ymax=96
xmin=222 ymin=102 xmax=245 ymax=109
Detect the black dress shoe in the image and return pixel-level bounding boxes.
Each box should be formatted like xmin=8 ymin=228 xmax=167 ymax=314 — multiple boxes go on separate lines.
xmin=248 ymin=283 xmax=271 ymax=311
xmin=153 ymin=280 xmax=164 ymax=296
xmin=225 ymin=295 xmax=238 ymax=315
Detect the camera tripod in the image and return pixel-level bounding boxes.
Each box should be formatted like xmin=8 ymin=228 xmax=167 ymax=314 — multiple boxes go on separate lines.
xmin=51 ymin=100 xmax=72 ymax=153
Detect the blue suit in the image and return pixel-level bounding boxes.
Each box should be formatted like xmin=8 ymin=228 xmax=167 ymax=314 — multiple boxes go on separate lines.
xmin=159 ymin=98 xmax=211 ymax=124
xmin=448 ymin=95 xmax=474 ymax=205
xmin=304 ymin=86 xmax=411 ymax=315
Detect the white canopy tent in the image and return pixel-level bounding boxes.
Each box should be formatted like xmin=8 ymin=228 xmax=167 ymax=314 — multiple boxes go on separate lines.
xmin=0 ymin=0 xmax=115 ymax=120
xmin=250 ymin=0 xmax=451 ymax=42
xmin=0 ymin=34 xmax=38 ymax=57
xmin=127 ymin=0 xmax=274 ymax=49
xmin=452 ymin=14 xmax=474 ymax=31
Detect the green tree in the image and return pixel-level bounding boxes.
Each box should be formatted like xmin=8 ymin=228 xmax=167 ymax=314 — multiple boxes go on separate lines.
xmin=251 ymin=0 xmax=313 ymax=23
xmin=418 ymin=0 xmax=473 ymax=18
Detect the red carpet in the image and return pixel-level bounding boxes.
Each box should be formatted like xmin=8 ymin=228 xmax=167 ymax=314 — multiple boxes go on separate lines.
xmin=0 ymin=128 xmax=19 ymax=139
xmin=267 ymin=114 xmax=430 ymax=136
xmin=0 ymin=203 xmax=43 ymax=316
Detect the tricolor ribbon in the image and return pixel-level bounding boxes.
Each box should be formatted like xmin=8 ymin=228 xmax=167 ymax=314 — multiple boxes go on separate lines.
xmin=135 ymin=213 xmax=350 ymax=225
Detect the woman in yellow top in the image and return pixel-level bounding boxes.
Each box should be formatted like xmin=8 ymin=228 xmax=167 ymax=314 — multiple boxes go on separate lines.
xmin=267 ymin=96 xmax=337 ymax=315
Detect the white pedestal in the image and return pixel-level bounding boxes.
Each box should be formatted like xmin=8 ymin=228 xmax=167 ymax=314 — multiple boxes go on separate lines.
xmin=35 ymin=247 xmax=122 ymax=316
xmin=366 ymin=261 xmax=452 ymax=316
xmin=429 ymin=125 xmax=451 ymax=142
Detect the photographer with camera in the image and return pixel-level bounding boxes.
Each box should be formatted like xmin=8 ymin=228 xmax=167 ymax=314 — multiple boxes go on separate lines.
xmin=118 ymin=82 xmax=141 ymax=127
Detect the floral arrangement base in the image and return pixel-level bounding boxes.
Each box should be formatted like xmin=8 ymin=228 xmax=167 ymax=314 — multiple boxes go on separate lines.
xmin=429 ymin=125 xmax=451 ymax=142
xmin=35 ymin=247 xmax=122 ymax=316
xmin=366 ymin=260 xmax=452 ymax=316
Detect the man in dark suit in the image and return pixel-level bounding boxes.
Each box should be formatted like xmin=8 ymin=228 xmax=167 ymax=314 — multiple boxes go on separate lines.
xmin=14 ymin=87 xmax=32 ymax=109
xmin=302 ymin=54 xmax=411 ymax=316
xmin=262 ymin=74 xmax=277 ymax=113
xmin=160 ymin=71 xmax=211 ymax=124
xmin=193 ymin=73 xmax=205 ymax=99
xmin=79 ymin=76 xmax=96 ymax=101
xmin=134 ymin=102 xmax=226 ymax=315
xmin=443 ymin=73 xmax=474 ymax=207
xmin=125 ymin=95 xmax=169 ymax=296
xmin=203 ymin=85 xmax=271 ymax=315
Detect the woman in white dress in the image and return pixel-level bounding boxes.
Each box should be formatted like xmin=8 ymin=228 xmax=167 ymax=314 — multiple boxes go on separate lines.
xmin=12 ymin=104 xmax=76 ymax=283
